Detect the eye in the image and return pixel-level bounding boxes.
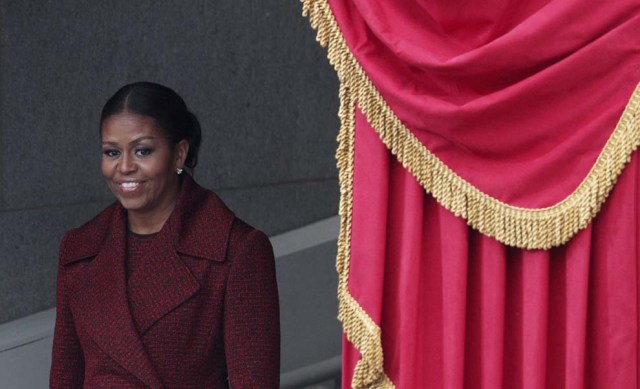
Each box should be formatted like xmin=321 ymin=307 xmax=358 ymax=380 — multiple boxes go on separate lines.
xmin=102 ymin=149 xmax=120 ymax=158
xmin=135 ymin=147 xmax=153 ymax=157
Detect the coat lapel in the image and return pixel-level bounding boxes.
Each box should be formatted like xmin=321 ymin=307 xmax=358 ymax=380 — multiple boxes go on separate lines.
xmin=71 ymin=207 xmax=164 ymax=389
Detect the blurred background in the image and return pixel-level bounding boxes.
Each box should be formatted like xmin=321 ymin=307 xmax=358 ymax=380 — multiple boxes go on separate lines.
xmin=0 ymin=1 xmax=342 ymax=387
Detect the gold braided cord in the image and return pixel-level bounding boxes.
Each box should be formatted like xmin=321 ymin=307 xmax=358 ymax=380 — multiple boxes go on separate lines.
xmin=302 ymin=0 xmax=640 ymax=250
xmin=335 ymin=78 xmax=395 ymax=388
xmin=307 ymin=0 xmax=394 ymax=385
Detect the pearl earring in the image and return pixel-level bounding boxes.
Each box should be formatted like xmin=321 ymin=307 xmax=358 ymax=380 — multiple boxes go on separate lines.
xmin=177 ymin=168 xmax=184 ymax=175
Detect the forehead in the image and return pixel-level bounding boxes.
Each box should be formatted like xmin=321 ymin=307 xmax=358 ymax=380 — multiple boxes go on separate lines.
xmin=101 ymin=113 xmax=164 ymax=142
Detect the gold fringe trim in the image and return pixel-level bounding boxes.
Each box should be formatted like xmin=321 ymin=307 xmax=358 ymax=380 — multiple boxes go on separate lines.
xmin=334 ymin=79 xmax=395 ymax=388
xmin=302 ymin=0 xmax=640 ymax=251
xmin=303 ymin=0 xmax=640 ymax=386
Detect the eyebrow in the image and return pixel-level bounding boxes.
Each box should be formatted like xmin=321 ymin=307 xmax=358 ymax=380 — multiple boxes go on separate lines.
xmin=101 ymin=136 xmax=156 ymax=146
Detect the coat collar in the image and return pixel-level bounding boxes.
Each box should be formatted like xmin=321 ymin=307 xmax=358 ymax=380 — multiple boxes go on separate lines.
xmin=166 ymin=173 xmax=235 ymax=262
xmin=60 ymin=174 xmax=235 ymax=389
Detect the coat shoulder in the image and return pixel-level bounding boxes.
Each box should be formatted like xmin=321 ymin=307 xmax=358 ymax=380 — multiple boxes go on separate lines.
xmin=227 ymin=217 xmax=273 ymax=263
xmin=229 ymin=218 xmax=268 ymax=243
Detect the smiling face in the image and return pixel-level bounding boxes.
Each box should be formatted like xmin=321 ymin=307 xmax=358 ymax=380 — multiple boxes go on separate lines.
xmin=100 ymin=113 xmax=188 ymax=228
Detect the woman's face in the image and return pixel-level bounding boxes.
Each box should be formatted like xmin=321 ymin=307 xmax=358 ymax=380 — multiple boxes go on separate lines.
xmin=100 ymin=113 xmax=188 ymax=217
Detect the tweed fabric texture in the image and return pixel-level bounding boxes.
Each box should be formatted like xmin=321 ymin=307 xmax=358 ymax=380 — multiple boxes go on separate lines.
xmin=50 ymin=174 xmax=280 ymax=388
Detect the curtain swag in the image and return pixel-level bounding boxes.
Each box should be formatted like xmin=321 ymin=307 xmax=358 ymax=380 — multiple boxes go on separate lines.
xmin=302 ymin=0 xmax=640 ymax=251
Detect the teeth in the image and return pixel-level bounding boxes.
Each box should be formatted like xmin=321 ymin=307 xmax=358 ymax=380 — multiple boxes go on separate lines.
xmin=121 ymin=182 xmax=140 ymax=188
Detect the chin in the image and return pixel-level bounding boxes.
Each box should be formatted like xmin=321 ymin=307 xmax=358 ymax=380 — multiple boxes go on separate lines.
xmin=117 ymin=197 xmax=148 ymax=212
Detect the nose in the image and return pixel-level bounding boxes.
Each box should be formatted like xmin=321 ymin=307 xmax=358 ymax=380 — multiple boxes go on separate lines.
xmin=118 ymin=152 xmax=137 ymax=174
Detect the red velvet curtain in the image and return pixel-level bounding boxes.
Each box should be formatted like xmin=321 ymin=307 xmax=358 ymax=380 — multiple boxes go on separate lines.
xmin=345 ymin=109 xmax=640 ymax=388
xmin=302 ymin=0 xmax=640 ymax=387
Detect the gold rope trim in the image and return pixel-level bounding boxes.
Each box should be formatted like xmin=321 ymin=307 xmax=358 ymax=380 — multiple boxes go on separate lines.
xmin=334 ymin=79 xmax=395 ymax=388
xmin=302 ymin=0 xmax=640 ymax=250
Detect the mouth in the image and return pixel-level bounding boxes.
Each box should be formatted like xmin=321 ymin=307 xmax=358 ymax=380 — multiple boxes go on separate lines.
xmin=115 ymin=180 xmax=146 ymax=193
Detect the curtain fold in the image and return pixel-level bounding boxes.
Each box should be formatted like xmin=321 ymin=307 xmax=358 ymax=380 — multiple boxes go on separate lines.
xmin=347 ymin=110 xmax=640 ymax=387
xmin=302 ymin=0 xmax=640 ymax=387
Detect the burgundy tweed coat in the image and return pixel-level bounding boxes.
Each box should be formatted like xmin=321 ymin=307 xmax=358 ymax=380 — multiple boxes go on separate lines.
xmin=50 ymin=174 xmax=280 ymax=388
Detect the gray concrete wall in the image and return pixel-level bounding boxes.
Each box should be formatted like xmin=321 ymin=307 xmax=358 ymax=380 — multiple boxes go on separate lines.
xmin=0 ymin=1 xmax=339 ymax=324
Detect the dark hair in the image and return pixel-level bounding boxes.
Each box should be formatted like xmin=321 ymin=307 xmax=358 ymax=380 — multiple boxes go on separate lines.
xmin=100 ymin=81 xmax=202 ymax=170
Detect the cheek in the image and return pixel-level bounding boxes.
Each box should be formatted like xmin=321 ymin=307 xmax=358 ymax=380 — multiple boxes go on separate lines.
xmin=143 ymin=156 xmax=174 ymax=178
xmin=100 ymin=159 xmax=113 ymax=179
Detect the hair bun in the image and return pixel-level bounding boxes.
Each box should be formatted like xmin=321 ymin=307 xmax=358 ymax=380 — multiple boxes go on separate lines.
xmin=184 ymin=111 xmax=202 ymax=169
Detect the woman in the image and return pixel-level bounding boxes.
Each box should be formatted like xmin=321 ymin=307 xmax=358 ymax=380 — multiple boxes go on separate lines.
xmin=50 ymin=82 xmax=280 ymax=388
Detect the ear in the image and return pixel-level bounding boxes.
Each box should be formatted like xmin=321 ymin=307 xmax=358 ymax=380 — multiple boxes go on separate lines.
xmin=175 ymin=140 xmax=190 ymax=170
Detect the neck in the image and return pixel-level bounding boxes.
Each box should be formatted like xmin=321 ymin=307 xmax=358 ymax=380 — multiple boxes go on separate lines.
xmin=127 ymin=191 xmax=180 ymax=235
xmin=127 ymin=205 xmax=175 ymax=234
xmin=127 ymin=213 xmax=171 ymax=235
